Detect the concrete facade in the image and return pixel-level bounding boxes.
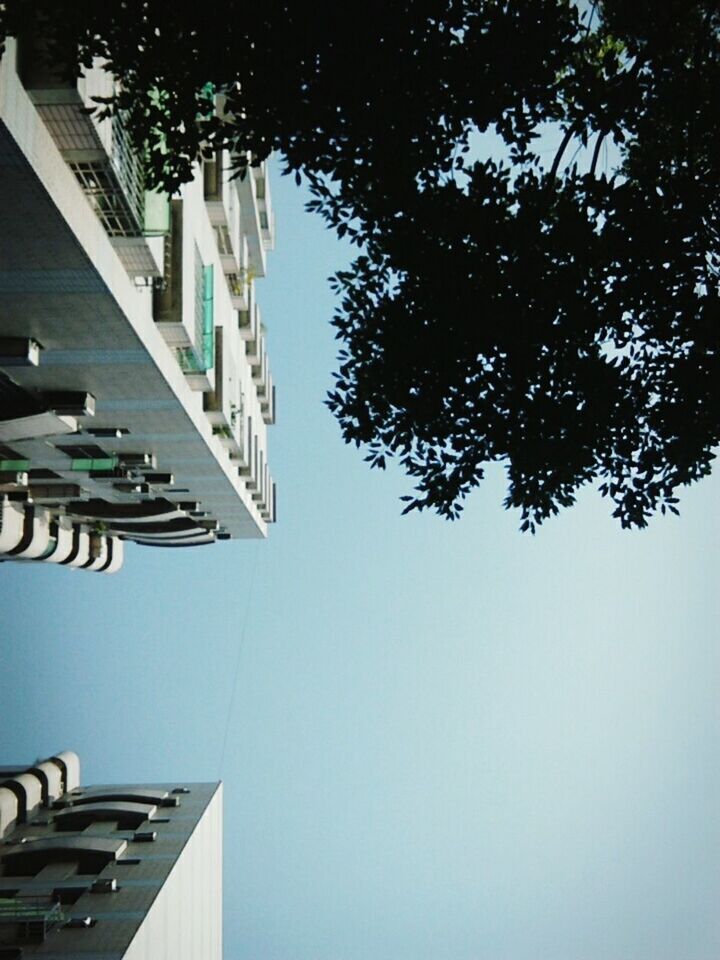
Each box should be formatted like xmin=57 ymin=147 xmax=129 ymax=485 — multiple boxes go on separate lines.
xmin=0 ymin=37 xmax=276 ymax=574
xmin=0 ymin=752 xmax=222 ymax=959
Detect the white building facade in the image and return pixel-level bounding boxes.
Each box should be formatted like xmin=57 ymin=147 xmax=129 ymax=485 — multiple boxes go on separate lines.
xmin=0 ymin=37 xmax=276 ymax=573
xmin=0 ymin=751 xmax=222 ymax=959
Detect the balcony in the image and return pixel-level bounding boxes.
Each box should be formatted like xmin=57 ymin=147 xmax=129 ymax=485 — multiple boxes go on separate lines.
xmin=206 ymin=154 xmax=256 ymax=310
xmin=262 ymin=480 xmax=277 ymax=523
xmin=249 ymin=325 xmax=273 ymax=411
xmin=226 ymin=270 xmax=250 ymax=312
xmin=203 ymin=152 xmax=230 ymax=227
xmin=261 ymin=378 xmax=276 ymax=426
xmin=238 ymin=289 xmax=260 ymax=345
xmin=19 ymin=40 xmax=168 ymax=277
xmin=173 ymin=258 xmax=215 ymax=391
xmin=214 ymin=223 xmax=237 ymax=274
xmin=203 ymin=329 xmax=247 ymax=461
xmin=254 ymin=167 xmax=276 ymax=252
xmin=175 ymin=346 xmax=212 ymax=391
xmin=252 ymin=347 xmax=269 ymax=394
xmin=154 ymin=201 xmax=187 ymax=346
xmin=0 ymin=896 xmax=65 ymax=944
xmin=212 ymin=408 xmax=245 ymax=461
xmin=260 ymin=490 xmax=275 ymax=521
xmin=155 ymin=210 xmax=216 ymax=390
xmin=236 ymin=161 xmax=267 ymax=279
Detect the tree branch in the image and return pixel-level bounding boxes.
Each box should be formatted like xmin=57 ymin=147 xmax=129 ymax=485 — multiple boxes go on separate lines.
xmin=589 ymin=130 xmax=607 ymax=177
xmin=549 ymin=124 xmax=578 ymax=181
xmin=585 ymin=0 xmax=598 ymax=37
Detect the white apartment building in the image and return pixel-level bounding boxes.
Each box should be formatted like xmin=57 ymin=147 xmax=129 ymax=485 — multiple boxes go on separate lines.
xmin=0 ymin=751 xmax=222 ymax=959
xmin=0 ymin=36 xmax=276 ymax=574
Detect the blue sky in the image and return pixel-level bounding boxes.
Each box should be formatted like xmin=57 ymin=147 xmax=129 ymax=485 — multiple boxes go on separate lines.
xmin=2 ymin=163 xmax=720 ymax=960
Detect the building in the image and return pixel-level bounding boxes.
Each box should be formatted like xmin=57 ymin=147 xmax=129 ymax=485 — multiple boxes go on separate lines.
xmin=0 ymin=36 xmax=276 ymax=574
xmin=0 ymin=751 xmax=222 ymax=959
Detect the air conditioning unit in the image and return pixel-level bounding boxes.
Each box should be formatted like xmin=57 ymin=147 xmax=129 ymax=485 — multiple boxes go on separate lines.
xmin=64 ymin=917 xmax=96 ymax=929
xmin=44 ymin=392 xmax=96 ymax=417
xmin=132 ymin=831 xmax=157 ymax=843
xmin=91 ymin=878 xmax=118 ymax=894
xmin=119 ymin=453 xmax=157 ymax=469
xmin=142 ymin=472 xmax=174 ymax=486
xmin=0 ymin=336 xmax=42 ymax=366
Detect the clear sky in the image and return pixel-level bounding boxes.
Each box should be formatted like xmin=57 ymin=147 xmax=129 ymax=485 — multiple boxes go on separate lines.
xmin=1 ymin=162 xmax=720 ymax=960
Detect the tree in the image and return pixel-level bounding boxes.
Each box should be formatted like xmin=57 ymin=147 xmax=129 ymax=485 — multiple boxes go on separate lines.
xmin=2 ymin=1 xmax=718 ymax=530
xmin=322 ymin=0 xmax=720 ymax=529
xmin=0 ymin=0 xmax=482 ymax=190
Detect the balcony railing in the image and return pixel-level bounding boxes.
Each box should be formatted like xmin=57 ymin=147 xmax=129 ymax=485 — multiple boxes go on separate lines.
xmin=57 ymin=105 xmax=140 ymax=238
xmin=19 ymin=38 xmax=168 ymax=272
xmin=0 ymin=896 xmax=65 ymax=942
xmin=190 ymin=254 xmax=215 ymax=374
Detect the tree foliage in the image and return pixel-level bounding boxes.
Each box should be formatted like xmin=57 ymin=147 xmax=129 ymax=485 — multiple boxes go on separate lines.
xmin=0 ymin=0 xmax=477 ymax=190
xmin=2 ymin=1 xmax=719 ymax=529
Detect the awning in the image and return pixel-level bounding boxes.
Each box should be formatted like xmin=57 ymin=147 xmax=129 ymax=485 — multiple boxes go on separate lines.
xmin=0 ymin=499 xmax=25 ymax=553
xmin=105 ymin=517 xmax=205 ymax=537
xmin=99 ymin=537 xmax=124 ymax=575
xmin=82 ymin=535 xmax=108 ymax=571
xmin=8 ymin=507 xmax=51 ymax=559
xmin=133 ymin=535 xmax=215 ymax=548
xmin=63 ymin=530 xmax=91 ymax=568
xmin=41 ymin=518 xmax=76 ymax=563
xmin=66 ymin=498 xmax=184 ymax=524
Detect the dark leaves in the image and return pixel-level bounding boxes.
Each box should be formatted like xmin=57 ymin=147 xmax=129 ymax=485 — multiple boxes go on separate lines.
xmin=3 ymin=1 xmax=719 ymax=528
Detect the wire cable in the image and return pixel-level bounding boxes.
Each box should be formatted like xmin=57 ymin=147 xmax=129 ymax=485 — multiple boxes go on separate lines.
xmin=217 ymin=540 xmax=261 ymax=778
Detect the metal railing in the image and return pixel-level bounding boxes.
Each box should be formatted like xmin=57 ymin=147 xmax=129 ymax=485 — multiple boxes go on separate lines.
xmin=110 ymin=112 xmax=146 ymax=230
xmin=0 ymin=896 xmax=65 ymax=942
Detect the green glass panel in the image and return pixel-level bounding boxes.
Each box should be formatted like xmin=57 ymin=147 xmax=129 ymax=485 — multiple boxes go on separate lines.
xmin=71 ymin=457 xmax=118 ymax=472
xmin=202 ymin=264 xmax=215 ymax=370
xmin=38 ymin=537 xmax=58 ymax=560
xmin=176 ymin=347 xmax=203 ymax=373
xmin=0 ymin=458 xmax=29 ymax=471
xmin=143 ymin=189 xmax=170 ymax=236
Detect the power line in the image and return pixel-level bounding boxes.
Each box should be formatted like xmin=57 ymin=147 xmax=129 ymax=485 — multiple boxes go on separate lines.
xmin=217 ymin=541 xmax=261 ymax=778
